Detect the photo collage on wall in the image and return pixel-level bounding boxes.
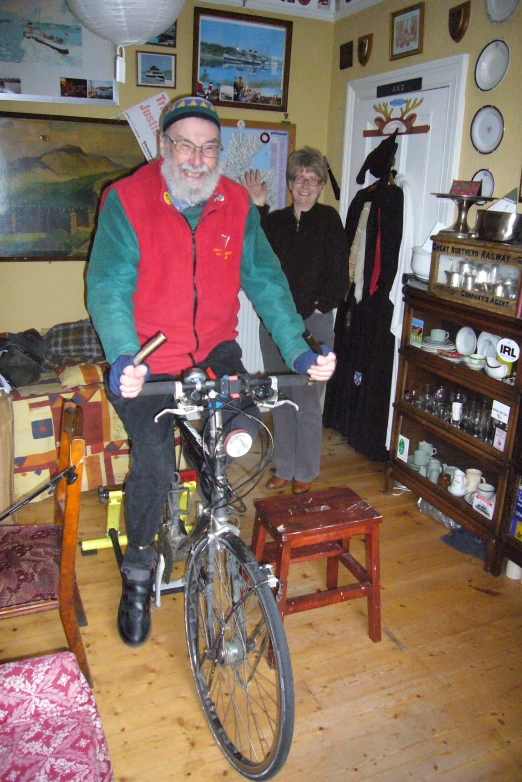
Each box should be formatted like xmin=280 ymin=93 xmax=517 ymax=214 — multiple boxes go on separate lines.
xmin=0 ymin=0 xmax=116 ymax=104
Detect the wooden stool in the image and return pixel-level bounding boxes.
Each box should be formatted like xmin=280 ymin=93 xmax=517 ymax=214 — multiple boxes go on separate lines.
xmin=252 ymin=487 xmax=382 ymax=642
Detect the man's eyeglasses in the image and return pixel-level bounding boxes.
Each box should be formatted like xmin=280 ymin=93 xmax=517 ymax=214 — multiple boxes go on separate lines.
xmin=291 ymin=175 xmax=323 ymax=187
xmin=165 ymin=135 xmax=223 ymax=159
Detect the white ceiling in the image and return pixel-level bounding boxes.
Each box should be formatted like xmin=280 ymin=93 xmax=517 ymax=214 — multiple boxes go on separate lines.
xmin=202 ymin=0 xmax=384 ymax=23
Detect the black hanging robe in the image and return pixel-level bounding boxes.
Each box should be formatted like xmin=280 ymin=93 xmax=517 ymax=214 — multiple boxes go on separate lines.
xmin=323 ymin=135 xmax=404 ymax=462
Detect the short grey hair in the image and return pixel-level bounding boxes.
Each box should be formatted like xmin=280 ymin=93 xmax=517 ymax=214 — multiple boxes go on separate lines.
xmin=286 ymin=146 xmax=328 ymax=184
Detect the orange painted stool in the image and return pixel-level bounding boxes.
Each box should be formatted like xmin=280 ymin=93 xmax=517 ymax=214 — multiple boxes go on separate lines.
xmin=252 ymin=487 xmax=382 ymax=642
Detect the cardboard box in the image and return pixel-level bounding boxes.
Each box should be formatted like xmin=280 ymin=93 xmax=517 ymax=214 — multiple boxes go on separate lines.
xmin=0 ymin=390 xmax=15 ymax=523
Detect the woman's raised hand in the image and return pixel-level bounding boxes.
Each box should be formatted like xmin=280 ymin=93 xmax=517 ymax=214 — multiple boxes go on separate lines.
xmin=240 ymin=169 xmax=268 ymax=207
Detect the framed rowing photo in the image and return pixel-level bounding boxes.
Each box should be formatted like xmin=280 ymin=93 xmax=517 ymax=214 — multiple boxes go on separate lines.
xmin=136 ymin=51 xmax=176 ymax=88
xmin=192 ymin=7 xmax=292 ymax=112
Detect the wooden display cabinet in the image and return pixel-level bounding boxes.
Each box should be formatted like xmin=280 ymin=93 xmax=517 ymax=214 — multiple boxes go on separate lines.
xmin=386 ymin=286 xmax=521 ymax=575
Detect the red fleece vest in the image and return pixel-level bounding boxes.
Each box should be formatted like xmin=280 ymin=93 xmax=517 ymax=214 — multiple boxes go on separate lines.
xmin=108 ymin=161 xmax=250 ymax=374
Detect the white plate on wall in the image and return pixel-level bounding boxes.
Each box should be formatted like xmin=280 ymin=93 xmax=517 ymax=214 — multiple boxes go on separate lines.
xmin=472 ymin=169 xmax=495 ymax=205
xmin=486 ymin=0 xmax=520 ymax=22
xmin=475 ymin=40 xmax=510 ymax=91
xmin=455 ymin=327 xmax=477 ymax=356
xmin=470 ymin=106 xmax=504 ymax=154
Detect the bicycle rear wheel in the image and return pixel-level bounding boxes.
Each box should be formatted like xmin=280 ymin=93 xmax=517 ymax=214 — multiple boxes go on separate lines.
xmin=184 ymin=531 xmax=294 ymax=780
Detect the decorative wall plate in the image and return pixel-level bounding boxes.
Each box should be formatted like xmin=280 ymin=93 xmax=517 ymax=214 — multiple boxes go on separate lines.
xmin=475 ymin=40 xmax=510 ymax=91
xmin=485 ymin=0 xmax=520 ymax=22
xmin=470 ymin=105 xmax=504 ymax=154
xmin=472 ymin=169 xmax=495 ymax=204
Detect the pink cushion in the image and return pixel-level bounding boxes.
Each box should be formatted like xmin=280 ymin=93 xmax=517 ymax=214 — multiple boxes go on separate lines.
xmin=0 ymin=525 xmax=61 ymax=609
xmin=0 ymin=652 xmax=113 ymax=781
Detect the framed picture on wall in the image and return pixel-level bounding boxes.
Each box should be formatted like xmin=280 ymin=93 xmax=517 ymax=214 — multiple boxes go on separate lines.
xmin=136 ymin=51 xmax=176 ymax=88
xmin=146 ymin=22 xmax=177 ymax=48
xmin=0 ymin=113 xmax=145 ymax=262
xmin=390 ymin=3 xmax=425 ymax=61
xmin=192 ymin=7 xmax=293 ymax=112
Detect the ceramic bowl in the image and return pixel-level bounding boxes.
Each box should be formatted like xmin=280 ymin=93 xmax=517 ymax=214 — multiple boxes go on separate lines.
xmin=464 ymin=353 xmax=486 ymax=370
xmin=484 ymin=357 xmax=508 ymax=379
xmin=411 ymin=247 xmax=431 ymax=280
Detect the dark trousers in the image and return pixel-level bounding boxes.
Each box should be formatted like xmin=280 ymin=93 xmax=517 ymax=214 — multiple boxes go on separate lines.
xmin=109 ymin=341 xmax=256 ymax=575
xmin=260 ymin=312 xmax=334 ymax=483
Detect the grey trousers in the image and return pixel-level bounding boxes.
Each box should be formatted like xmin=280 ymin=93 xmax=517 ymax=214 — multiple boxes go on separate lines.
xmin=260 ymin=311 xmax=334 ymax=483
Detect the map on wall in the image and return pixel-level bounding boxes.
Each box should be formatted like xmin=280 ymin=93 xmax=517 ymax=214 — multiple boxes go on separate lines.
xmin=221 ymin=120 xmax=295 ymax=210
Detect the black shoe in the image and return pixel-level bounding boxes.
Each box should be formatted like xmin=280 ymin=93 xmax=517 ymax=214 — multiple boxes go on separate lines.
xmin=117 ymin=572 xmax=153 ymax=647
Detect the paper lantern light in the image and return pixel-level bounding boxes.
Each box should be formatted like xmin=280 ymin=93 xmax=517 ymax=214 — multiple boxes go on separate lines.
xmin=65 ymin=0 xmax=185 ymax=47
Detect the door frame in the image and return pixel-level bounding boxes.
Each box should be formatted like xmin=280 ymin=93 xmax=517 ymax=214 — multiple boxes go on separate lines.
xmin=340 ymin=54 xmax=469 ymax=228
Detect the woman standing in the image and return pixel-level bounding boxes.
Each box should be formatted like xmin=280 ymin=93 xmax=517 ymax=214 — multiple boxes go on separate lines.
xmin=243 ymin=147 xmax=349 ymax=494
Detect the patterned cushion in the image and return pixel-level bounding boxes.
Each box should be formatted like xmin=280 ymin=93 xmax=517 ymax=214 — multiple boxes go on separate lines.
xmin=0 ymin=652 xmax=113 ymax=781
xmin=59 ymin=363 xmax=106 ymax=389
xmin=0 ymin=525 xmax=61 ymax=609
xmin=11 ymin=384 xmax=130 ymax=503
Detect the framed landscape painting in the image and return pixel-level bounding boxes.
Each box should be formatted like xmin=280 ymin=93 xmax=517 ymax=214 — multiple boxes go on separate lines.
xmin=0 ymin=113 xmax=145 ymax=261
xmin=192 ymin=7 xmax=292 ymax=112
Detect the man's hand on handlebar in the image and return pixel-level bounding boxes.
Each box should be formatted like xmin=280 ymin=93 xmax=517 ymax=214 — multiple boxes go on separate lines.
xmin=306 ymin=351 xmax=336 ymax=382
xmin=108 ymin=355 xmax=150 ymax=398
xmin=294 ymin=345 xmax=336 ymax=382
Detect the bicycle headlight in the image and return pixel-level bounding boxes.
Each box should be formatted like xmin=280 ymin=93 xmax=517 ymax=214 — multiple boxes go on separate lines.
xmin=223 ymin=429 xmax=253 ymax=458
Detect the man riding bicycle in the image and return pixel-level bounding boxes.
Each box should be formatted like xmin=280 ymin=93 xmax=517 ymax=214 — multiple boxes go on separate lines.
xmin=86 ymin=96 xmax=336 ymax=648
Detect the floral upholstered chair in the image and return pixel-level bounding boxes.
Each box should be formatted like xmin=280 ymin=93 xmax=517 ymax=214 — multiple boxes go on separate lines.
xmin=0 ymin=401 xmax=92 ymax=686
xmin=0 ymin=651 xmax=113 ymax=780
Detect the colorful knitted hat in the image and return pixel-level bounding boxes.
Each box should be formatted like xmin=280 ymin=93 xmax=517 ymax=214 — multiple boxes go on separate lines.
xmin=161 ymin=96 xmax=221 ymax=132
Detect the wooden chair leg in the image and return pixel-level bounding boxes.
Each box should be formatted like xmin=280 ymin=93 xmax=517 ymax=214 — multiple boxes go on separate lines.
xmin=274 ymin=542 xmax=291 ymax=623
xmin=365 ymin=526 xmax=381 ymax=643
xmin=59 ymin=604 xmax=93 ymax=687
xmin=73 ymin=579 xmax=88 ymax=628
xmin=251 ymin=514 xmax=268 ymax=561
xmin=326 ymin=537 xmax=348 ymax=590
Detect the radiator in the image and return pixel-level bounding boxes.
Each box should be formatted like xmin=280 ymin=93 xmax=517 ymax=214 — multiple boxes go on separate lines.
xmin=237 ymin=291 xmax=264 ymax=373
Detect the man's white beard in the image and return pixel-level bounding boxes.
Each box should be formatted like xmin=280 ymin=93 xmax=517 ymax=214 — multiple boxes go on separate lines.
xmin=161 ymin=157 xmax=222 ymax=206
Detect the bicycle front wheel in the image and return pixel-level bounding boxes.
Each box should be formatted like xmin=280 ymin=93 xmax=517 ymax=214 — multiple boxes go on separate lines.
xmin=184 ymin=531 xmax=294 ymax=780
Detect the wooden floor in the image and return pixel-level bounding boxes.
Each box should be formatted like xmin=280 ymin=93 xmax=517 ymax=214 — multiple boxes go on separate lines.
xmin=3 ymin=426 xmax=522 ymax=781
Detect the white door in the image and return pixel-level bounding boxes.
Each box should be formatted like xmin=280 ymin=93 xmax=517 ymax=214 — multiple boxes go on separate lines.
xmin=340 ymin=55 xmax=468 ymax=447
xmin=348 ymin=87 xmax=450 ymax=246
xmin=341 ymin=55 xmax=469 ymax=244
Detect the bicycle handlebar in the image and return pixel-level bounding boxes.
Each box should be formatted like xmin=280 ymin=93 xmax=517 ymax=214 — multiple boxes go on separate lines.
xmin=133 ymin=332 xmax=308 ymax=401
xmin=139 ymin=372 xmax=307 ymax=399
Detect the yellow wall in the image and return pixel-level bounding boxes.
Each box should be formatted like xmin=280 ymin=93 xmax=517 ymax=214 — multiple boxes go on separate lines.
xmin=1 ymin=0 xmax=521 ymax=332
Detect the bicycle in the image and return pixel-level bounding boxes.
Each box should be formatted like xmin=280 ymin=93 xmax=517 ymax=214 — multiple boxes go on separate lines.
xmin=136 ymin=362 xmax=308 ymax=781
